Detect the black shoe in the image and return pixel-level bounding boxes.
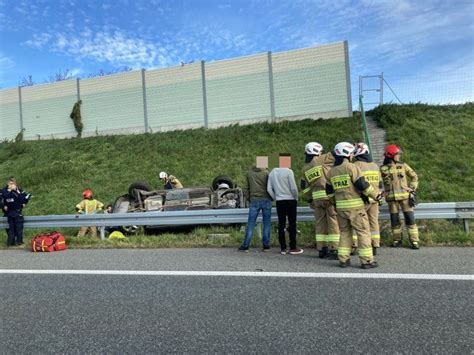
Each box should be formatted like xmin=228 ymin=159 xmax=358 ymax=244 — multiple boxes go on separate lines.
xmin=318 ymin=247 xmax=328 ymax=259
xmin=262 ymin=245 xmax=271 ymax=252
xmin=238 ymin=246 xmax=249 ymax=252
xmin=410 ymin=241 xmax=420 ymax=250
xmin=361 ymin=261 xmax=378 ymax=269
xmin=339 ymin=260 xmax=351 ymax=268
xmin=392 ymin=240 xmax=402 ymax=247
xmin=328 ymin=250 xmax=338 ymax=260
xmin=372 ymin=247 xmax=377 ymax=256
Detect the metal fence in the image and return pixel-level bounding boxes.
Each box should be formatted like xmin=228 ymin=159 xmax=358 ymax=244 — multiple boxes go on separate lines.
xmin=1 ymin=202 xmax=471 ymax=240
xmin=0 ymin=41 xmax=353 ymax=141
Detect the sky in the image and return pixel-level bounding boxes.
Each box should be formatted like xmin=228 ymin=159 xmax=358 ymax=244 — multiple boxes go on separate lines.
xmin=0 ymin=0 xmax=473 ymax=106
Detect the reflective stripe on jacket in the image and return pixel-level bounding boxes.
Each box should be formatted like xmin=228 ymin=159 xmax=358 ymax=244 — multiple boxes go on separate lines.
xmin=380 ymin=162 xmax=418 ymax=201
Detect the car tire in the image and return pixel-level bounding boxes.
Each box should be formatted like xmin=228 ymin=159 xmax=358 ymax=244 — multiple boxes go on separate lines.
xmin=211 ymin=175 xmax=235 ymax=191
xmin=128 ymin=181 xmax=152 ymax=200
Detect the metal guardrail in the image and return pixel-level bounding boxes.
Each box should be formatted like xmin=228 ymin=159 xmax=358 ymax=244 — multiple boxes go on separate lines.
xmin=0 ymin=202 xmax=472 ymax=239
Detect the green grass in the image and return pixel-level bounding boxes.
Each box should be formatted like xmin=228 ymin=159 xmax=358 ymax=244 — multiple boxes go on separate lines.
xmin=369 ymin=103 xmax=474 ymax=201
xmin=0 ymin=220 xmax=471 ymax=250
xmin=0 ymin=104 xmax=472 ymax=249
xmin=0 ymin=117 xmax=361 ymax=215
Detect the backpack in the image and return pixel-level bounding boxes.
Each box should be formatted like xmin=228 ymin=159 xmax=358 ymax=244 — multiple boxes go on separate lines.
xmin=31 ymin=231 xmax=67 ymax=252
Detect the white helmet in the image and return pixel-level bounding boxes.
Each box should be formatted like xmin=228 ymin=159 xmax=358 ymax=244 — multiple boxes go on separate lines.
xmin=354 ymin=143 xmax=370 ymax=157
xmin=217 ymin=183 xmax=230 ymax=190
xmin=159 ymin=171 xmax=168 ymax=180
xmin=305 ymin=142 xmax=323 ymax=156
xmin=334 ymin=142 xmax=355 ymax=157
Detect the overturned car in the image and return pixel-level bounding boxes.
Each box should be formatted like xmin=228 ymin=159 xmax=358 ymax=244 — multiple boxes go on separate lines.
xmin=112 ymin=176 xmax=246 ymax=234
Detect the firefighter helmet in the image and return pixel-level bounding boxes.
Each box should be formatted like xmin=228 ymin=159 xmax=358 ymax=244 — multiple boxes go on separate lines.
xmin=304 ymin=142 xmax=323 ymax=156
xmin=334 ymin=142 xmax=355 ymax=157
xmin=354 ymin=143 xmax=370 ymax=157
xmin=159 ymin=171 xmax=168 ymax=180
xmin=82 ymin=188 xmax=93 ymax=199
xmin=384 ymin=144 xmax=401 ymax=159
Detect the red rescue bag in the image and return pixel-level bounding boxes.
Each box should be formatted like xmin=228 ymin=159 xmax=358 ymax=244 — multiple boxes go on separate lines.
xmin=31 ymin=231 xmax=67 ymax=252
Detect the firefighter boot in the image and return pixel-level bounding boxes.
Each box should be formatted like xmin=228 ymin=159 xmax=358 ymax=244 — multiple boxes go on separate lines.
xmin=319 ymin=246 xmax=328 ymax=259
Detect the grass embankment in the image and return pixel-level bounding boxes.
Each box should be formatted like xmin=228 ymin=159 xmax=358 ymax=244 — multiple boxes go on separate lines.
xmin=370 ymin=103 xmax=474 ymax=201
xmin=0 ymin=117 xmax=363 ymax=249
xmin=1 ymin=105 xmax=472 ymax=249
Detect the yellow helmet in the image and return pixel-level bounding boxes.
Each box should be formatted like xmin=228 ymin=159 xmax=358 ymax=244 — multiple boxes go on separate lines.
xmin=108 ymin=231 xmax=126 ymax=240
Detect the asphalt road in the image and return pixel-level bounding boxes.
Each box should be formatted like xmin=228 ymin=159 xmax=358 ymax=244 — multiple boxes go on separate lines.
xmin=1 ymin=247 xmax=473 ymax=354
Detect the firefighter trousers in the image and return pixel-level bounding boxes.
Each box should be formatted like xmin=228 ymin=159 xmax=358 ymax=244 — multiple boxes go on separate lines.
xmin=77 ymin=226 xmax=98 ymax=237
xmin=365 ymin=203 xmax=380 ymax=248
xmin=313 ymin=200 xmax=340 ymax=251
xmin=388 ymin=199 xmax=419 ymax=242
xmin=336 ymin=208 xmax=374 ymax=265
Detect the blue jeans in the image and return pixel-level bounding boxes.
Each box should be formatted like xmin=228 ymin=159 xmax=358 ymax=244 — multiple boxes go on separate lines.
xmin=242 ymin=198 xmax=272 ymax=248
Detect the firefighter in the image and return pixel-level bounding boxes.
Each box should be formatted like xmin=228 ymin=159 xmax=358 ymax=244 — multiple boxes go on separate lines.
xmin=380 ymin=144 xmax=420 ymax=249
xmin=75 ymin=189 xmax=104 ymax=237
xmin=326 ymin=142 xmax=382 ymax=269
xmin=353 ymin=143 xmax=383 ymax=255
xmin=301 ymin=142 xmax=340 ymax=258
xmin=159 ymin=171 xmax=183 ymax=189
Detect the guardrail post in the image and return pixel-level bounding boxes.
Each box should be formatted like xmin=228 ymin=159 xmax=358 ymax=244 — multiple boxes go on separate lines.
xmin=463 ymin=219 xmax=470 ymax=233
xmin=100 ymin=227 xmax=106 ymax=240
xmin=256 ymin=222 xmax=263 ymax=242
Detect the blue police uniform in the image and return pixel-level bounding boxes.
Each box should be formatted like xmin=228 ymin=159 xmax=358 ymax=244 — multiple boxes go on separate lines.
xmin=1 ymin=187 xmax=30 ymax=246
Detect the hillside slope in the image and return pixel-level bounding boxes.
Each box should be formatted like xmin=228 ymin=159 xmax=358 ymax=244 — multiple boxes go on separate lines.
xmin=0 ymin=117 xmax=361 ymax=216
xmin=370 ymin=103 xmax=474 ymax=202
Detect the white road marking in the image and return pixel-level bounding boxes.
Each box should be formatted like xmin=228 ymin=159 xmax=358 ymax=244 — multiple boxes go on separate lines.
xmin=0 ymin=269 xmax=472 ymax=280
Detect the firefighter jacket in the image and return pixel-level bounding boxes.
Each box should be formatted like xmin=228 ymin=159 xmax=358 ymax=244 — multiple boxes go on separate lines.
xmin=301 ymin=153 xmax=334 ymax=202
xmin=1 ymin=187 xmax=30 ymax=218
xmin=164 ymin=175 xmax=183 ymax=189
xmin=75 ymin=199 xmax=104 ymax=214
xmin=354 ymin=160 xmax=382 ymax=204
xmin=325 ymin=159 xmax=378 ymax=211
xmin=380 ymin=161 xmax=418 ymax=202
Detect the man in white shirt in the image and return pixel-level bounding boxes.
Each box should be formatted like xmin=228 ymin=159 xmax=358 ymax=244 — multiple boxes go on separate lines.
xmin=267 ymin=154 xmax=303 ymax=255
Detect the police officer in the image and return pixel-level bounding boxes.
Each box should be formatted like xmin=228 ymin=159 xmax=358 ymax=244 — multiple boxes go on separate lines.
xmin=326 ymin=143 xmax=381 ymax=269
xmin=380 ymin=144 xmax=420 ymax=249
xmin=1 ymin=177 xmax=30 ymax=247
xmin=353 ymin=143 xmax=383 ymax=255
xmin=301 ymin=142 xmax=340 ymax=258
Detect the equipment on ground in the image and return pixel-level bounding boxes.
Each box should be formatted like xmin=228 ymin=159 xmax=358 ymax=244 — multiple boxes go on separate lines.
xmin=31 ymin=231 xmax=67 ymax=252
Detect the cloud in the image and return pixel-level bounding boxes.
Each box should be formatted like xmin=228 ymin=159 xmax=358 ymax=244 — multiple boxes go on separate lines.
xmin=0 ymin=53 xmax=14 ymax=84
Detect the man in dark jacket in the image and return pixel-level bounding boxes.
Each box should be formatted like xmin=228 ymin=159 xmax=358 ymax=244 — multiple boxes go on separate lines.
xmin=239 ymin=157 xmax=272 ymax=252
xmin=2 ymin=177 xmax=30 ymax=246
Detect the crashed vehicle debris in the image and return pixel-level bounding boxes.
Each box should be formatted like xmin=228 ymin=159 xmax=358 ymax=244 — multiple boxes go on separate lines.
xmin=112 ymin=176 xmax=246 ymax=234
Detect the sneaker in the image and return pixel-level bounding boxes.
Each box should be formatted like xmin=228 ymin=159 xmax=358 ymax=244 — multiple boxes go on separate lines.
xmin=411 ymin=241 xmax=420 ymax=250
xmin=262 ymin=245 xmax=271 ymax=252
xmin=392 ymin=240 xmax=402 ymax=247
xmin=361 ymin=261 xmax=378 ymax=269
xmin=16 ymin=242 xmax=25 ymax=246
xmin=339 ymin=260 xmax=351 ymax=268
xmin=289 ymin=248 xmax=304 ymax=255
xmin=318 ymin=246 xmax=328 ymax=259
xmin=238 ymin=246 xmax=249 ymax=252
xmin=280 ymin=249 xmax=287 ymax=255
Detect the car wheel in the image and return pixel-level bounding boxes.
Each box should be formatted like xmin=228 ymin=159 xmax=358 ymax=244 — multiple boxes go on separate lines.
xmin=211 ymin=175 xmax=235 ymax=191
xmin=128 ymin=181 xmax=152 ymax=200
